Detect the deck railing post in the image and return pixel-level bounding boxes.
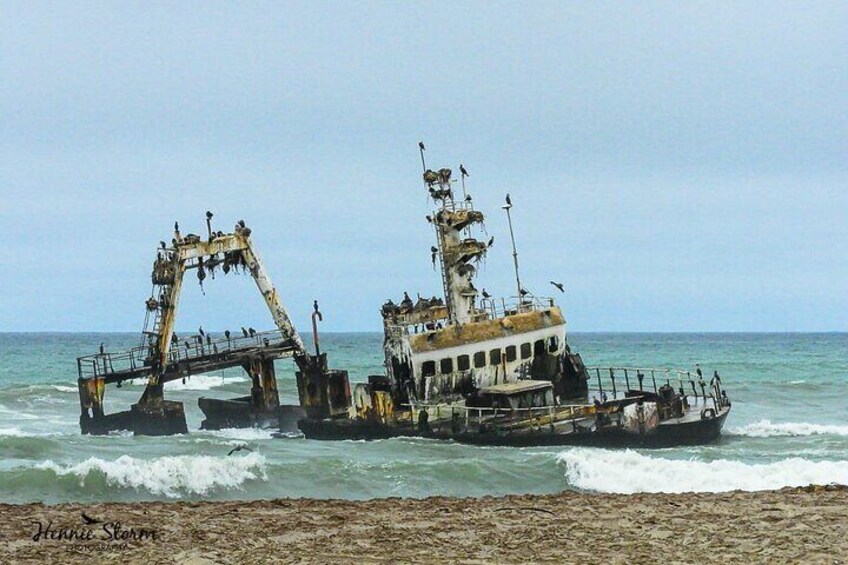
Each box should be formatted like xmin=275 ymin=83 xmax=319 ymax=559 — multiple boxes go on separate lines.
xmin=609 ymin=368 xmax=617 ymax=400
xmin=624 ymin=368 xmax=631 ymax=392
xmin=650 ymin=370 xmax=657 ymax=393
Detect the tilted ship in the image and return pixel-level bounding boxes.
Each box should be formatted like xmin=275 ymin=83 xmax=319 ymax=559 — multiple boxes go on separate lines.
xmin=297 ymin=152 xmax=732 ymax=447
xmin=73 ymin=149 xmax=730 ymax=447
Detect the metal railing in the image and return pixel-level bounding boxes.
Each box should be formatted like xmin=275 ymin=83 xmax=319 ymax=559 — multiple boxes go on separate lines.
xmin=76 ymin=328 xmax=297 ymax=380
xmin=406 ymin=401 xmax=589 ymax=432
xmin=585 ymin=366 xmax=723 ymax=406
xmin=386 ymin=295 xmax=559 ymax=337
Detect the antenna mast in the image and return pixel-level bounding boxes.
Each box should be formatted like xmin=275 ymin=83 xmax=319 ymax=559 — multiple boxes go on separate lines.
xmin=502 ymin=194 xmax=522 ymax=301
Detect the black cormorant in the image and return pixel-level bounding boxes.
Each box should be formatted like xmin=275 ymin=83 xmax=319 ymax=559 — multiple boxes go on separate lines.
xmin=549 ymin=281 xmax=565 ymax=293
xmin=227 ymin=444 xmax=253 ymax=456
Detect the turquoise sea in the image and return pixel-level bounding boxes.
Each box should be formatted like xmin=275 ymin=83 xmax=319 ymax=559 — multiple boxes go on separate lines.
xmin=0 ymin=332 xmax=846 ymax=504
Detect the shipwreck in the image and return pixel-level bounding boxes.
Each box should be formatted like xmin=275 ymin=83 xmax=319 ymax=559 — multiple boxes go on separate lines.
xmin=75 ymin=145 xmax=731 ymax=447
xmin=76 ymin=214 xmax=350 ymax=436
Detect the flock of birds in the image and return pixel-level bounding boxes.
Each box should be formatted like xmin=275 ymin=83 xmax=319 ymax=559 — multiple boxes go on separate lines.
xmin=98 ymin=325 xmax=263 ymax=358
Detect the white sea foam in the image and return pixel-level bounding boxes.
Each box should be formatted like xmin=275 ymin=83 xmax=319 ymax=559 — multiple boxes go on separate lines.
xmin=557 ymin=448 xmax=848 ymax=494
xmin=0 ymin=426 xmax=25 ymax=437
xmin=51 ymin=385 xmax=78 ymax=393
xmin=35 ymin=453 xmax=267 ymax=497
xmin=207 ymin=427 xmax=276 ymax=441
xmin=727 ymin=419 xmax=848 ymax=438
xmin=163 ymin=375 xmax=247 ymax=391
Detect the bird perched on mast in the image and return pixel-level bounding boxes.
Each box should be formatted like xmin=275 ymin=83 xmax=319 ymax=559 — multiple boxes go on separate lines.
xmin=460 ymin=164 xmax=469 ymax=177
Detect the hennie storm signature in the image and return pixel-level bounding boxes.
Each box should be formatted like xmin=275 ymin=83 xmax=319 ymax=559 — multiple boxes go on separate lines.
xmin=31 ymin=511 xmax=158 ymax=549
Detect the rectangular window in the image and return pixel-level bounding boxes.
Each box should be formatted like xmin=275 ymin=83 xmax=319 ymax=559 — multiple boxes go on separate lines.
xmin=457 ymin=354 xmax=470 ymax=371
xmin=440 ymin=358 xmax=454 ymax=374
xmin=489 ymin=349 xmax=501 ymax=366
xmin=534 ymin=339 xmax=545 ymax=356
xmin=520 ymin=342 xmax=532 ymax=360
xmin=506 ymin=345 xmax=517 ymax=362
xmin=422 ymin=360 xmax=436 ymax=377
xmin=548 ymin=336 xmax=559 ymax=353
xmin=473 ymin=351 xmax=486 ymax=368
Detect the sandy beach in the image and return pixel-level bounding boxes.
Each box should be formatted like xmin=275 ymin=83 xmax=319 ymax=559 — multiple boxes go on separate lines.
xmin=1 ymin=486 xmax=845 ymax=564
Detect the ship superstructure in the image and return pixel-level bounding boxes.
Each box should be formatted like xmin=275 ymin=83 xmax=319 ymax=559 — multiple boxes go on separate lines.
xmin=380 ymin=164 xmax=589 ymax=408
xmin=299 ymin=149 xmax=730 ymax=447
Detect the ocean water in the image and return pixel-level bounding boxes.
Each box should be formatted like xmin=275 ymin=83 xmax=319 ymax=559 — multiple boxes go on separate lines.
xmin=0 ymin=332 xmax=846 ymax=504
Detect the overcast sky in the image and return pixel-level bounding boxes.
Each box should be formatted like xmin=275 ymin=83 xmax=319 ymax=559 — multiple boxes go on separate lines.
xmin=1 ymin=1 xmax=846 ymax=333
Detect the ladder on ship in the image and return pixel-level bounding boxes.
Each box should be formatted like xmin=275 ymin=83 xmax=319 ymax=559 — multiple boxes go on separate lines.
xmin=433 ymin=220 xmax=454 ymax=323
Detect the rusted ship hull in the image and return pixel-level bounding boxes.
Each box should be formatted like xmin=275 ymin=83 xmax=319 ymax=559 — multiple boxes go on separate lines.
xmin=297 ymin=406 xmax=730 ymax=448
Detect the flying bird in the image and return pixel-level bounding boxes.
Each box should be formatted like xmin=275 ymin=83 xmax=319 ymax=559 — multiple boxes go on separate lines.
xmin=549 ymin=281 xmax=565 ymax=293
xmin=81 ymin=512 xmax=100 ymax=525
xmin=227 ymin=444 xmax=253 ymax=456
xmin=460 ymin=164 xmax=469 ymax=177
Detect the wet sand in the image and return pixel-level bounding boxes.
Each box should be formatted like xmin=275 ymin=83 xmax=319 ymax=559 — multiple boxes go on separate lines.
xmin=2 ymin=486 xmax=846 ymax=564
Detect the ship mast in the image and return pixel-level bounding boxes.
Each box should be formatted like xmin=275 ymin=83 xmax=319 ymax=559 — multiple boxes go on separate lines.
xmin=423 ymin=163 xmax=488 ymax=325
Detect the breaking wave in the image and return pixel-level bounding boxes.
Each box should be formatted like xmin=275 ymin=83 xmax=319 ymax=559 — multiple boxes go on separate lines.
xmin=727 ymin=420 xmax=848 ymax=438
xmin=557 ymin=448 xmax=848 ymax=493
xmin=34 ymin=453 xmax=267 ymax=498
